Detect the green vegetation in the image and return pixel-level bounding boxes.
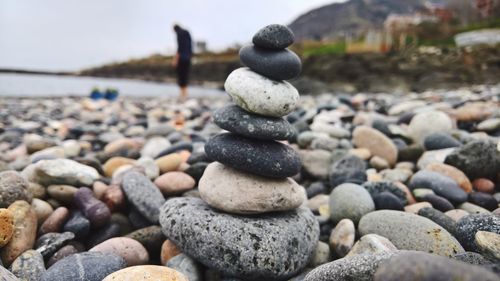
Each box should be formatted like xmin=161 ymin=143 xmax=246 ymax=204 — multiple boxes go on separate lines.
xmin=300 ymin=42 xmax=346 ymax=57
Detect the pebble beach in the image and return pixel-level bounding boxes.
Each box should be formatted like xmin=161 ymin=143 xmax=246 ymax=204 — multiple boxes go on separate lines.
xmin=0 ymin=24 xmax=500 ymax=281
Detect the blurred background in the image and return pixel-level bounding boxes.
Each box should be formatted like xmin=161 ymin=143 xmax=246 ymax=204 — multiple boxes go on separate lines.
xmin=1 ymin=0 xmax=499 ymax=96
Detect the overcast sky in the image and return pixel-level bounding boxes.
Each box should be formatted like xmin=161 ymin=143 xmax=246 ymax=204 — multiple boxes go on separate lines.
xmin=0 ymin=0 xmax=342 ymax=71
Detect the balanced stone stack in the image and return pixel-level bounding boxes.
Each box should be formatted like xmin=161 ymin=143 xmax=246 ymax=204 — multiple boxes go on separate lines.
xmin=159 ymin=24 xmax=319 ymax=280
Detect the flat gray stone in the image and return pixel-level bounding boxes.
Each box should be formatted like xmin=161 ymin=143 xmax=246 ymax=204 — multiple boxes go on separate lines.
xmin=240 ymin=45 xmax=301 ymax=80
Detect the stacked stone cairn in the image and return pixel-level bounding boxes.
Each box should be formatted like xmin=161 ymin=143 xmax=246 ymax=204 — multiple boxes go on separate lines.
xmin=159 ymin=24 xmax=319 ymax=280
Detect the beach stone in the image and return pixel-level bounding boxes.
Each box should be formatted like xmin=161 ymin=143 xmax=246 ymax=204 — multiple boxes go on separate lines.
xmin=154 ymin=172 xmax=195 ymax=196
xmin=33 ymin=159 xmax=99 ymax=186
xmin=475 ymin=231 xmax=500 ymax=261
xmin=408 ymin=111 xmax=453 ymax=144
xmin=369 ymin=156 xmax=389 ymax=170
xmin=363 ymin=181 xmax=407 ymax=205
xmin=309 ymin=241 xmax=330 ymax=267
xmin=358 ymin=210 xmax=464 ymax=257
xmin=31 ymin=199 xmax=53 ymax=226
xmin=0 ymin=208 xmax=14 ymax=247
xmin=46 ymin=244 xmax=80 ymax=268
xmin=136 ymin=157 xmax=160 ymax=180
xmin=473 ymin=178 xmax=495 ymax=193
xmin=423 ymin=132 xmax=461 ymax=150
xmin=102 ymin=184 xmax=125 ymax=211
xmin=86 ymin=223 xmax=121 ymax=249
xmin=213 ymin=104 xmax=295 ymax=140
xmin=1 ymin=201 xmax=37 ymax=266
xmin=372 ymin=192 xmax=405 ymax=210
xmin=445 ymin=209 xmax=469 ymax=222
xmin=35 ymin=232 xmax=75 ymax=258
xmin=310 ymin=136 xmax=339 ymax=151
xmin=416 ymin=148 xmax=454 ymax=169
xmin=307 ymin=194 xmax=329 ymax=212
xmin=39 ymin=207 xmax=69 ymax=234
xmin=27 ymin=182 xmax=45 ymax=200
xmin=103 ymin=157 xmax=135 ymax=177
xmin=300 ymin=150 xmax=332 ymax=179
xmin=160 ymin=240 xmax=181 ymax=265
xmin=469 ymin=192 xmax=498 ymax=211
xmin=62 ymin=210 xmax=89 ymax=238
xmin=102 ymin=265 xmax=188 ymax=281
xmin=166 ymin=254 xmax=203 ymax=281
xmin=329 ymin=219 xmax=355 ymax=258
xmin=41 ymin=252 xmax=126 ymax=281
xmin=418 ymin=207 xmax=457 ymax=235
xmin=0 ymin=171 xmax=31 ymax=208
xmin=141 ymin=137 xmax=171 ymax=158
xmin=9 ymin=249 xmax=45 ymax=281
xmin=155 ymin=153 xmax=182 ymax=174
xmin=374 ymin=251 xmax=499 ymax=281
xmin=74 ymin=187 xmax=111 ymax=228
xmin=125 ymin=226 xmax=165 ymax=259
xmin=455 ymin=214 xmax=500 ymax=252
xmin=304 ymin=252 xmax=396 ymax=281
xmin=252 ymin=24 xmax=294 ymax=50
xmin=224 ymin=67 xmax=299 ymax=117
xmin=458 ymin=202 xmax=490 ymax=214
xmin=199 ymin=162 xmax=305 ymax=214
xmin=205 ymin=133 xmax=301 ymax=178
xmin=122 ymin=171 xmax=166 ymax=223
xmin=329 ymin=154 xmax=366 ymax=188
xmin=92 ymin=181 xmax=109 ymax=200
xmin=240 ymin=45 xmax=301 ymax=80
xmin=90 ymin=237 xmax=149 ymax=266
xmin=404 ymin=202 xmax=433 ymax=214
xmin=425 ymin=162 xmax=472 ymax=193
xmin=420 ymin=194 xmax=454 ymax=212
xmin=47 ymin=185 xmax=78 ymax=204
xmin=409 ymin=170 xmax=467 ymax=204
xmin=445 ymin=140 xmax=500 ymax=179
xmin=352 ymin=126 xmax=398 ymax=166
xmin=347 ymin=234 xmax=397 ymax=256
xmin=159 ymin=197 xmax=319 ymax=280
xmin=329 ymin=183 xmax=375 ymax=224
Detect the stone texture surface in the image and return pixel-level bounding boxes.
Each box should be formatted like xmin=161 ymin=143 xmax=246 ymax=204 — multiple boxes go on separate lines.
xmin=455 ymin=214 xmax=500 ymax=252
xmin=0 ymin=171 xmax=31 ymax=208
xmin=90 ymin=237 xmax=149 ymax=266
xmin=31 ymin=159 xmax=99 ymax=186
xmin=9 ymin=249 xmax=45 ymax=281
xmin=444 ymin=140 xmax=500 ymax=179
xmin=252 ymin=24 xmax=294 ymax=50
xmin=329 ymin=183 xmax=375 ymax=224
xmin=239 ymin=45 xmax=301 ymax=80
xmin=102 ymin=265 xmax=188 ymax=281
xmin=352 ymin=126 xmax=398 ymax=166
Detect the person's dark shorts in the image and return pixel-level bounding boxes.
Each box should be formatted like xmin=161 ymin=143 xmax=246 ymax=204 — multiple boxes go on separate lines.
xmin=176 ymin=59 xmax=191 ymax=87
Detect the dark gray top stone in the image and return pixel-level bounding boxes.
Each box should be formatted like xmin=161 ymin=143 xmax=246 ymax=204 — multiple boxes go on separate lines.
xmin=159 ymin=197 xmax=319 ymax=281
xmin=239 ymin=45 xmax=301 ymax=81
xmin=252 ymin=24 xmax=295 ymax=50
xmin=205 ymin=133 xmax=301 ymax=178
xmin=213 ymin=104 xmax=296 ymax=140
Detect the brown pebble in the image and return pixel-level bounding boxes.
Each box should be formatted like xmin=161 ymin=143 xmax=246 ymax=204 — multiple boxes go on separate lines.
xmin=154 ymin=172 xmax=195 ymax=196
xmin=102 ymin=265 xmax=188 ymax=281
xmin=103 ymin=157 xmax=136 ymax=177
xmin=102 ymin=185 xmax=125 ymax=211
xmin=92 ymin=181 xmax=109 ymax=200
xmin=472 ymin=178 xmax=495 ymax=194
xmin=425 ymin=163 xmax=472 ymax=193
xmin=47 ymin=185 xmax=78 ymax=204
xmin=90 ymin=237 xmax=149 ymax=266
xmin=160 ymin=239 xmax=181 ymax=265
xmin=0 ymin=208 xmax=14 ymax=247
xmin=39 ymin=206 xmax=69 ymax=235
xmin=31 ymin=198 xmax=54 ymax=226
xmin=155 ymin=153 xmax=182 ymax=174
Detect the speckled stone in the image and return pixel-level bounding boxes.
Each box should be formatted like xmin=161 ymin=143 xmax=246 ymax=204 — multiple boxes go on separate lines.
xmin=252 ymin=24 xmax=294 ymax=50
xmin=121 ymin=171 xmax=166 ymax=223
xmin=41 ymin=252 xmax=126 ymax=281
xmin=9 ymin=249 xmax=45 ymax=281
xmin=329 ymin=219 xmax=355 ymax=258
xmin=213 ymin=104 xmax=295 ymax=140
xmin=224 ymin=68 xmax=299 ymax=117
xmin=159 ymin=197 xmax=319 ymax=280
xmin=417 ymin=207 xmax=457 ymax=236
xmin=0 ymin=171 xmax=31 ymax=208
xmin=239 ymin=45 xmax=301 ymax=80
xmin=304 ymin=252 xmax=397 ymax=281
xmin=35 ymin=232 xmax=75 ymax=258
xmin=166 ymin=254 xmax=203 ymax=281
xmin=444 ymin=140 xmax=500 ymax=180
xmin=358 ymin=210 xmax=464 ymax=257
xmin=329 ymin=183 xmax=375 ymax=224
xmin=205 ymin=133 xmax=301 ymax=178
xmin=455 ymin=214 xmax=500 ymax=252
xmin=374 ymin=251 xmax=499 ymax=281
xmin=102 ymin=265 xmax=188 ymax=281
xmin=347 ymin=234 xmax=398 ymax=256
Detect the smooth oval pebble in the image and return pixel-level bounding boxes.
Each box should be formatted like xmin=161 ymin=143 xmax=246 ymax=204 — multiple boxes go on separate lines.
xmin=39 ymin=206 xmax=69 ymax=235
xmin=159 ymin=197 xmax=319 ymax=280
xmin=468 ymin=192 xmax=498 ymax=211
xmin=213 ymin=104 xmax=296 ymax=140
xmin=205 ymin=133 xmax=301 ymax=178
xmin=47 ymin=185 xmax=78 ymax=204
xmin=224 ymin=67 xmax=299 ymax=117
xmin=31 ymin=198 xmax=53 ymax=226
xmin=329 ymin=183 xmax=375 ymax=224
xmin=199 ymin=162 xmax=306 ymax=214
xmin=408 ymin=111 xmax=453 ymax=144
xmin=154 ymin=171 xmax=195 ymax=196
xmin=155 ymin=153 xmax=183 ymax=174
xmin=252 ymin=24 xmax=294 ymax=50
xmin=347 ymin=234 xmax=397 ymax=256
xmin=409 ymin=170 xmax=467 ymax=204
xmin=102 ymin=265 xmax=188 ymax=281
xmin=358 ymin=210 xmax=464 ymax=257
xmin=352 ymin=126 xmax=398 ymax=166
xmin=239 ymin=45 xmax=301 ymax=80
xmin=424 ymin=162 xmax=472 ymax=193
xmin=41 ymin=252 xmax=126 ymax=281
xmin=90 ymin=237 xmax=149 ymax=266
xmin=329 ymin=219 xmax=355 ymax=258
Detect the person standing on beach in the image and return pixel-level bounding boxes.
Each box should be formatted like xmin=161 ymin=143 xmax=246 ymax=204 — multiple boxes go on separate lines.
xmin=172 ymin=24 xmax=192 ymax=102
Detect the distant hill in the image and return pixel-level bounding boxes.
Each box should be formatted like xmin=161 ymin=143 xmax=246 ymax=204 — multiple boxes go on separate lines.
xmin=289 ymin=0 xmax=429 ymax=41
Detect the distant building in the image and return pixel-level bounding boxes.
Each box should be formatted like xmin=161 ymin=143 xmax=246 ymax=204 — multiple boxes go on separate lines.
xmin=194 ymin=41 xmax=207 ymax=54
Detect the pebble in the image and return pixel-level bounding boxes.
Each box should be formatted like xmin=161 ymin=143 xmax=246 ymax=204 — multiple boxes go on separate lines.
xmin=408 ymin=111 xmax=453 ymax=144
xmin=352 ymin=126 xmax=398 ymax=166
xmin=141 ymin=137 xmax=171 ymax=158
xmin=166 ymin=254 xmax=203 ymax=281
xmin=224 ymin=67 xmax=299 ymax=117
xmin=374 ymin=251 xmax=499 ymax=281
xmin=103 ymin=157 xmax=135 ymax=177
xmin=199 ymin=162 xmax=306 ymax=214
xmin=424 ymin=162 xmax=472 ymax=193
xmin=0 ymin=171 xmax=31 ymax=208
xmin=213 ymin=104 xmax=296 ymax=140
xmin=102 ymin=265 xmax=188 ymax=281
xmin=205 ymin=133 xmax=301 ymax=178
xmin=159 ymin=197 xmax=319 ymax=280
xmin=121 ymin=171 xmax=166 ymax=223
xmin=0 ymin=208 xmax=14 ymax=247
xmin=102 ymin=184 xmax=125 ymax=211
xmin=160 ymin=240 xmax=181 ymax=265
xmin=329 ymin=183 xmax=375 ymax=224
xmin=39 ymin=206 xmax=69 ymax=234
xmin=252 ymin=24 xmax=294 ymax=50
xmin=475 ymin=231 xmax=500 ymax=261
xmin=358 ymin=210 xmax=464 ymax=257
xmin=421 ymin=193 xmax=454 ymax=212
xmin=445 ymin=209 xmax=470 ymax=222
xmin=300 ymin=150 xmax=332 ymax=179
xmin=468 ymin=192 xmax=498 ymax=211
xmin=409 ymin=170 xmax=467 ymax=204
xmin=35 ymin=231 xmax=75 ymax=258
xmin=363 ymin=181 xmax=408 ymax=205
xmin=328 ymin=219 xmax=355 ymax=258
xmin=418 ymin=207 xmax=457 ymax=235
xmin=63 ymin=210 xmax=90 ymax=238
xmin=347 ymin=234 xmax=397 ymax=256
xmin=9 ymin=249 xmax=45 ymax=281
xmin=47 ymin=245 xmax=80 ymax=267
xmin=240 ymin=44 xmax=301 ymax=80
xmin=125 ymin=225 xmax=165 ymax=259
xmin=31 ymin=199 xmax=54 ymax=226
xmin=47 ymin=185 xmax=78 ymax=204
xmin=309 ymin=241 xmax=330 ymax=267
xmin=329 ymin=154 xmax=366 ymax=188
xmin=458 ymin=202 xmax=490 ymax=214
xmin=455 ymin=214 xmax=500 ymax=252
xmin=1 ymin=201 xmax=37 ymax=266
xmin=472 ymin=178 xmax=495 ymax=193
xmin=154 ymin=171 xmax=195 ymax=196
xmin=74 ymin=187 xmax=111 ymax=228
xmin=404 ymin=202 xmax=432 ymax=214
xmin=31 ymin=159 xmax=99 ymax=186
xmin=90 ymin=237 xmax=149 ymax=266
xmin=373 ymin=191 xmax=405 ymax=210
xmin=444 ymin=140 xmax=500 ymax=179
xmin=40 ymin=252 xmax=126 ymax=281
xmin=423 ymin=132 xmax=461 ymax=150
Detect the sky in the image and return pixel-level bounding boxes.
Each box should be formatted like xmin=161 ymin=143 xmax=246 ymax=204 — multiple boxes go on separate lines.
xmin=0 ymin=0 xmax=343 ymax=71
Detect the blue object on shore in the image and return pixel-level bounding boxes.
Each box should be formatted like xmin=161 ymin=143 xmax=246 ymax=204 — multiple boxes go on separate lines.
xmin=89 ymin=88 xmax=103 ymax=100
xmin=104 ymin=88 xmax=119 ymax=101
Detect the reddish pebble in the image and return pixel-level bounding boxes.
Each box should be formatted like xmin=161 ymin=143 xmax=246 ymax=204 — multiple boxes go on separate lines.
xmin=472 ymin=178 xmax=495 ymax=194
xmin=102 ymin=185 xmax=125 ymax=211
xmin=90 ymin=237 xmax=149 ymax=266
xmin=39 ymin=206 xmax=69 ymax=235
xmin=154 ymin=172 xmax=195 ymax=196
xmin=160 ymin=239 xmax=181 ymax=265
